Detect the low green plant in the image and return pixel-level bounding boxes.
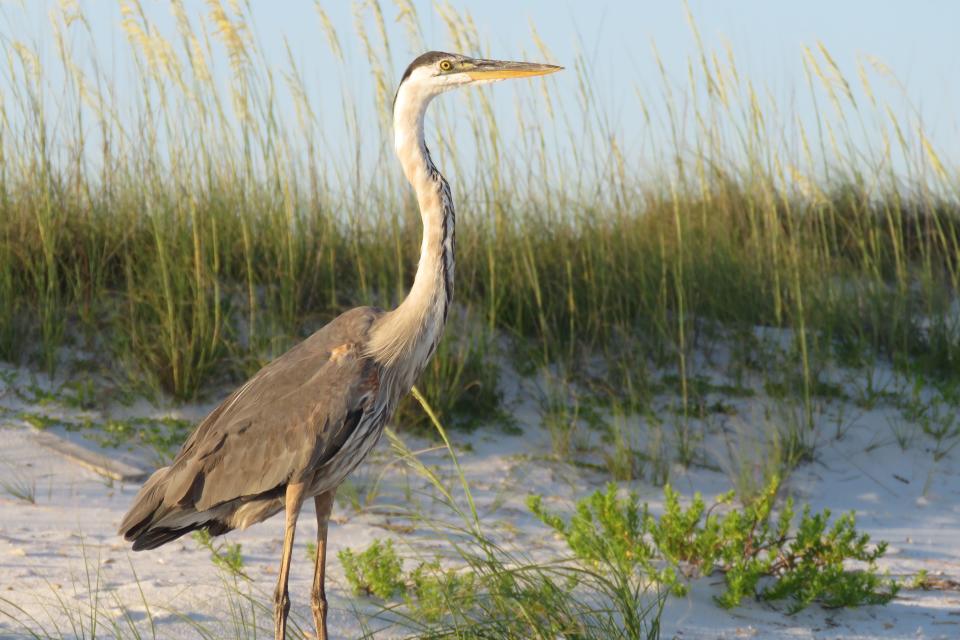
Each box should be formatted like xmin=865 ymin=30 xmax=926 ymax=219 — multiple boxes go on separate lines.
xmin=192 ymin=529 xmax=248 ymax=580
xmin=95 ymin=416 xmax=194 ymax=462
xmin=61 ymin=377 xmax=98 ymax=410
xmin=13 ymin=382 xmax=62 ymax=406
xmin=752 ymin=506 xmax=898 ymax=612
xmin=338 ymin=529 xmax=660 ymax=639
xmin=404 ymin=560 xmax=477 ymax=624
xmin=529 ymin=476 xmax=899 ymax=612
xmin=904 ymin=569 xmax=956 ymax=591
xmin=352 ymin=393 xmax=664 ymax=638
xmin=9 ymin=410 xmax=194 ymax=464
xmin=910 ymin=569 xmax=929 ymax=589
xmin=16 ymin=411 xmax=61 ymax=430
xmin=337 ymin=540 xmax=480 ymax=625
xmin=528 ymin=483 xmax=679 ymax=594
xmin=337 ymin=538 xmax=405 ymax=599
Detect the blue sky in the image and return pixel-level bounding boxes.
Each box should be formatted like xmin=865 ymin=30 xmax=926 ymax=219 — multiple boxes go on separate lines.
xmin=247 ymin=0 xmax=960 ymax=160
xmin=4 ymin=1 xmax=959 ymax=173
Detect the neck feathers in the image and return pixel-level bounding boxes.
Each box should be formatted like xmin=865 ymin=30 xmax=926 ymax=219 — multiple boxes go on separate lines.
xmin=366 ymin=78 xmax=455 ymax=378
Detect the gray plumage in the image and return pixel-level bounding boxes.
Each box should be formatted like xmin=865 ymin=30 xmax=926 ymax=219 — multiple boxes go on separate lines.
xmin=118 ymin=51 xmax=560 ymax=640
xmin=119 ymin=306 xmax=385 ymax=549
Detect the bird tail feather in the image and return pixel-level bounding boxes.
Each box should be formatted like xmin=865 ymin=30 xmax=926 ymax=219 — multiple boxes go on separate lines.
xmin=119 ymin=466 xmax=231 ymax=551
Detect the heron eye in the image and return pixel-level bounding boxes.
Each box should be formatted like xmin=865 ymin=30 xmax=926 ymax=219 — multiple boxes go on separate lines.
xmin=439 ymin=60 xmax=453 ymax=72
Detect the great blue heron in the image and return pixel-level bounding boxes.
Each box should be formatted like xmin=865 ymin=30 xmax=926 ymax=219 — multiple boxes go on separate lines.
xmin=118 ymin=51 xmax=560 ymax=639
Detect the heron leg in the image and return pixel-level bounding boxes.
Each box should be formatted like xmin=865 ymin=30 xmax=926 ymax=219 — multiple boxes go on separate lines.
xmin=274 ymin=481 xmax=307 ymax=640
xmin=311 ymin=490 xmax=336 ymax=640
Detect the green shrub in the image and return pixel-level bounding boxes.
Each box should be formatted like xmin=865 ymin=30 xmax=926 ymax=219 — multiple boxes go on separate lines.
xmin=192 ymin=529 xmax=247 ymax=580
xmin=337 ymin=538 xmax=405 ymax=599
xmin=529 ymin=476 xmax=899 ymax=612
xmin=405 ymin=560 xmax=477 ymax=624
xmin=527 ymin=482 xmax=677 ymax=591
xmin=336 ymin=539 xmax=478 ymax=622
xmin=338 ymin=534 xmax=659 ymax=638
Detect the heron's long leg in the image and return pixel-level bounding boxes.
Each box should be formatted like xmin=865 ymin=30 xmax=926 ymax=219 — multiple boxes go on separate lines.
xmin=311 ymin=490 xmax=336 ymax=640
xmin=275 ymin=482 xmax=307 ymax=640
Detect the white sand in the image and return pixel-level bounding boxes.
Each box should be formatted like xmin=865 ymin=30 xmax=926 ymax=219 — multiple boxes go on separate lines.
xmin=1 ymin=358 xmax=958 ymax=639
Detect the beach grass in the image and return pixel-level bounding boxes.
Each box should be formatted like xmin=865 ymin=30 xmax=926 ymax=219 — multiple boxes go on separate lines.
xmin=0 ymin=5 xmax=957 ymax=637
xmin=1 ymin=3 xmax=957 ymax=417
xmin=0 ymin=6 xmax=957 ymax=623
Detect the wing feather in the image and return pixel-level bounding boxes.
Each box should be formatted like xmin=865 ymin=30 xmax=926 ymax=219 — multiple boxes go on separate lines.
xmin=120 ymin=306 xmax=383 ymax=540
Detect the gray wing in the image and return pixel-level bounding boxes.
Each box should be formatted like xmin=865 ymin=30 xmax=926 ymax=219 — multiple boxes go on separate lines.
xmin=120 ymin=306 xmax=382 ymax=539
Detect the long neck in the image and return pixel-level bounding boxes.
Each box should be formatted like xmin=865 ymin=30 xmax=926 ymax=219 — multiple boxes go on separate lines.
xmin=367 ymin=83 xmax=455 ymax=377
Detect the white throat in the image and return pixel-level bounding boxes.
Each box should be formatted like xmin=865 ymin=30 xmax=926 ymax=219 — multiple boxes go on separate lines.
xmin=366 ymin=72 xmax=456 ymax=384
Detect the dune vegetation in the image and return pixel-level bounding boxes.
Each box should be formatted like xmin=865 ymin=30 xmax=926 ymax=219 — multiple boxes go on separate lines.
xmin=0 ymin=1 xmax=957 ymax=638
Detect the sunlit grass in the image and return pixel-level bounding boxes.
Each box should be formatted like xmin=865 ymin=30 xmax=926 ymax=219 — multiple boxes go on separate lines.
xmin=0 ymin=6 xmax=956 ymax=638
xmin=0 ymin=3 xmax=956 ymax=461
xmin=1 ymin=2 xmax=958 ymax=404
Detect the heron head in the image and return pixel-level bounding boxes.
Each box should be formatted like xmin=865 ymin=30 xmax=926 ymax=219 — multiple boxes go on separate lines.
xmin=394 ymin=51 xmax=562 ymax=107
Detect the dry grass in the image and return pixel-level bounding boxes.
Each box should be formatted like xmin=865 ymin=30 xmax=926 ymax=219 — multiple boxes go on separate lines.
xmin=0 ymin=1 xmax=956 ymax=428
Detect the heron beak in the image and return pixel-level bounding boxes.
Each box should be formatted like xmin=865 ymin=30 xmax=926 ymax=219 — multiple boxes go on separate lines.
xmin=465 ymin=58 xmax=563 ymax=81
